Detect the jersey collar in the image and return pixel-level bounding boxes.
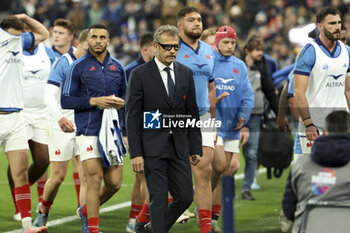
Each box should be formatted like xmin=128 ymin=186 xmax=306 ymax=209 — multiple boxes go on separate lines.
xmin=86 ymin=49 xmax=111 ymax=65
xmin=137 ymin=53 xmax=145 ymax=64
xmin=180 ymin=37 xmax=201 ymax=54
xmin=52 ymin=46 xmax=74 ymax=56
xmin=315 ymin=38 xmax=340 ymax=57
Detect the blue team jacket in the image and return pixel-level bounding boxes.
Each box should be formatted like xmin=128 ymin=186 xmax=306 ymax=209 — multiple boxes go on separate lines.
xmin=213 ymin=50 xmax=254 ymax=140
xmin=61 ymin=50 xmax=127 ymax=136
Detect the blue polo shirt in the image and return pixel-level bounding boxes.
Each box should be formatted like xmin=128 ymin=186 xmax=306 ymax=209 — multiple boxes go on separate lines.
xmin=61 ymin=50 xmax=127 ymax=136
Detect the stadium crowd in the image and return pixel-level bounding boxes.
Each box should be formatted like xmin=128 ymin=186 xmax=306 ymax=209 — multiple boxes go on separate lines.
xmin=1 ymin=0 xmax=350 ymax=233
xmin=2 ymin=0 xmax=350 ymax=66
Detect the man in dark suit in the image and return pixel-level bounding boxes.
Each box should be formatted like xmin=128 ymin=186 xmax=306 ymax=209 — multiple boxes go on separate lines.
xmin=126 ymin=24 xmax=202 ymax=233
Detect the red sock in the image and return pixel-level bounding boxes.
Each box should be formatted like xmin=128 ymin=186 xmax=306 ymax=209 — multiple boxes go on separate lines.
xmin=15 ymin=184 xmax=31 ymax=219
xmin=168 ymin=197 xmax=173 ymax=204
xmin=36 ymin=180 xmax=46 ymax=203
xmin=129 ymin=204 xmax=142 ymax=219
xmin=88 ymin=217 xmax=99 ymax=233
xmin=136 ymin=203 xmax=150 ymax=223
xmin=73 ymin=172 xmax=80 ymax=206
xmin=198 ymin=209 xmax=212 ymax=233
xmin=212 ymin=204 xmax=222 ymax=220
xmin=41 ymin=199 xmax=53 ymax=211
xmin=82 ymin=204 xmax=87 ymax=217
xmin=10 ymin=188 xmax=19 ymax=214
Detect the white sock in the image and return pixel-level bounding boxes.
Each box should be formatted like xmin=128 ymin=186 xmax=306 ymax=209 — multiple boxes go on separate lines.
xmin=22 ymin=216 xmax=32 ymax=231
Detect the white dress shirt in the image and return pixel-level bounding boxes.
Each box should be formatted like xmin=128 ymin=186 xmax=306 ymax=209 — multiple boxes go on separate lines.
xmin=154 ymin=57 xmax=176 ymax=96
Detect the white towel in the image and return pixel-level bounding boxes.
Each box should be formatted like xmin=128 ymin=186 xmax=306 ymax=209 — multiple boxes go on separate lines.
xmin=98 ymin=108 xmax=127 ymax=167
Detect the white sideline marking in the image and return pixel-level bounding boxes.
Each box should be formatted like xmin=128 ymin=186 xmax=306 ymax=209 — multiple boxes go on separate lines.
xmin=5 ymin=201 xmax=131 ymax=233
xmin=6 ymin=168 xmax=266 ymax=232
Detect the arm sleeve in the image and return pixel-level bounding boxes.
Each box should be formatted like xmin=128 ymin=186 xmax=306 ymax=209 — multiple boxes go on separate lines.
xmin=125 ymin=69 xmax=144 ymax=158
xmin=44 ymin=45 xmax=56 ymax=65
xmin=21 ymin=32 xmax=34 ymax=50
xmin=117 ymin=64 xmax=127 ymax=99
xmin=186 ymin=69 xmax=202 ymax=156
xmin=293 ymin=44 xmax=316 ymax=76
xmin=238 ymin=66 xmax=255 ymax=122
xmin=117 ymin=63 xmax=128 ymax=136
xmin=47 ymin=56 xmax=67 ymax=86
xmin=287 ymin=71 xmax=295 ymax=97
xmin=209 ymin=49 xmax=215 ymax=82
xmin=61 ymin=63 xmax=91 ymax=110
xmin=260 ymin=58 xmax=279 ymax=115
xmin=45 ymin=84 xmax=64 ymax=122
xmin=282 ymin=171 xmax=298 ymax=221
xmin=347 ymin=45 xmax=350 ymax=73
xmin=272 ymin=63 xmax=294 ymax=86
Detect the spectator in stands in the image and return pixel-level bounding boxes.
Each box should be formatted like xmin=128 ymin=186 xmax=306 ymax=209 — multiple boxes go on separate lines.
xmin=66 ymin=0 xmax=86 ymax=30
xmin=160 ymin=0 xmax=183 ymax=26
xmin=100 ymin=0 xmax=125 ymax=36
xmin=85 ymin=0 xmax=105 ymax=27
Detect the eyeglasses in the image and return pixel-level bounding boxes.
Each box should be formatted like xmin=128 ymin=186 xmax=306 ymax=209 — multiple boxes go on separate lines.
xmin=157 ymin=43 xmax=181 ymax=51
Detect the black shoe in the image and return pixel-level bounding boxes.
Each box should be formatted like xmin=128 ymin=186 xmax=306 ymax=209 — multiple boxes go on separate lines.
xmin=144 ymin=222 xmax=152 ymax=233
xmin=241 ymin=190 xmax=256 ymax=200
xmin=135 ymin=221 xmax=147 ymax=233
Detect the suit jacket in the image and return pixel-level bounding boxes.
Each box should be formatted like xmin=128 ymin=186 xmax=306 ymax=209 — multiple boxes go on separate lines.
xmin=126 ymin=59 xmax=202 ymax=159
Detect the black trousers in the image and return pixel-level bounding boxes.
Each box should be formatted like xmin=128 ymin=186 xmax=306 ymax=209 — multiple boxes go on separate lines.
xmin=144 ymin=135 xmax=193 ymax=233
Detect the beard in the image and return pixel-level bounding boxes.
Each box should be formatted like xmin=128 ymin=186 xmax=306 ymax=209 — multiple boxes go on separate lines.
xmin=324 ymin=27 xmax=340 ymax=41
xmin=184 ymin=28 xmax=202 ymax=40
xmin=90 ymin=45 xmax=107 ymax=54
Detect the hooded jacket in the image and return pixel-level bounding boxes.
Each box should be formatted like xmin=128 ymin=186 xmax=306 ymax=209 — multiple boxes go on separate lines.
xmin=282 ymin=133 xmax=350 ymax=233
xmin=213 ymin=50 xmax=254 ymax=140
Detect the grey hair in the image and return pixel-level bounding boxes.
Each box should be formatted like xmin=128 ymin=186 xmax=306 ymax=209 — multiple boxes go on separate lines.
xmin=154 ymin=25 xmax=180 ymax=43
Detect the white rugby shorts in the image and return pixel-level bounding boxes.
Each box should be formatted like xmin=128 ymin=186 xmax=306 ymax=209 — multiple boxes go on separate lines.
xmin=23 ymin=111 xmax=49 ymax=144
xmin=200 ymin=112 xmax=216 ymax=149
xmin=216 ymin=136 xmax=240 ymax=153
xmin=0 ymin=112 xmax=29 ymax=152
xmin=48 ymin=128 xmax=79 ymax=162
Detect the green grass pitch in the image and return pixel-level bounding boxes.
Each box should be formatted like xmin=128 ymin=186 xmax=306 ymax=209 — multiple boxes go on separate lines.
xmin=0 ymin=149 xmax=288 ymax=233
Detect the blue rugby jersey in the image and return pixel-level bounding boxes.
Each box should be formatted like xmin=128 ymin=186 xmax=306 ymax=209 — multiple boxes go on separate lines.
xmin=176 ymin=39 xmax=214 ymax=116
xmin=52 ymin=45 xmax=74 ymax=59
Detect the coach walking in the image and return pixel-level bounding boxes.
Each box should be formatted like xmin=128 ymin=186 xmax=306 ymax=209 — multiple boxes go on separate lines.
xmin=126 ymin=25 xmax=202 ymax=233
